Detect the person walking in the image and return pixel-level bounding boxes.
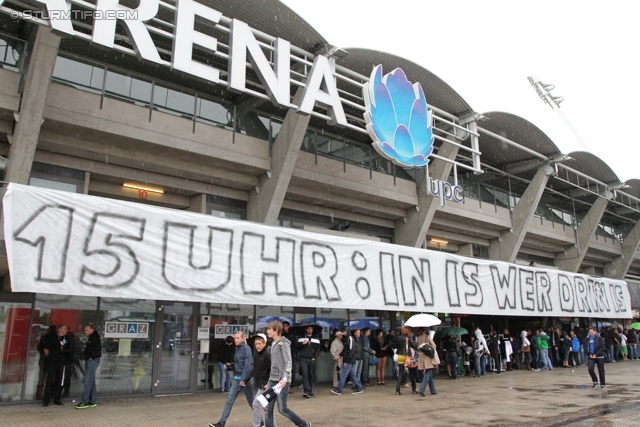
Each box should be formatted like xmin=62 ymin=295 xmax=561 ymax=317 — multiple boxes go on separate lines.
xmin=248 ymin=334 xmax=276 ymax=427
xmin=75 ymin=324 xmax=101 ymax=409
xmin=42 ymin=324 xmax=70 ymax=407
xmin=297 ymin=326 xmax=320 ymax=398
xmin=585 ymin=327 xmax=606 ymax=389
xmin=209 ymin=332 xmax=255 ymax=427
xmin=394 ymin=327 xmax=412 ymax=394
xmin=264 ymin=321 xmax=311 ymax=427
xmin=352 ymin=329 xmax=365 ymax=388
xmin=329 ymin=331 xmax=344 ymax=388
xmin=416 ymin=329 xmax=438 ymax=396
xmin=282 ymin=321 xmax=298 ymax=392
xmin=361 ymin=328 xmax=375 ymax=387
xmin=332 ymin=328 xmax=364 ymax=396
xmin=217 ymin=336 xmax=235 ymax=394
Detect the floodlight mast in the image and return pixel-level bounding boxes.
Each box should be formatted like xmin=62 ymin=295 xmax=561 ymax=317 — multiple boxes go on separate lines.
xmin=527 ymin=76 xmax=591 ymax=153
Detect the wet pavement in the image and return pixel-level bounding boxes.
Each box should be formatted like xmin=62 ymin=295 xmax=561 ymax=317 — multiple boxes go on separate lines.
xmin=1 ymin=362 xmax=640 ymax=426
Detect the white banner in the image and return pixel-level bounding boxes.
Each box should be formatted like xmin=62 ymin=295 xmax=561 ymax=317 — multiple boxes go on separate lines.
xmin=3 ymin=183 xmax=632 ymax=318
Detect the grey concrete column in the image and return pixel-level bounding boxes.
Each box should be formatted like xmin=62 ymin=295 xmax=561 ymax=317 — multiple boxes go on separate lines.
xmin=83 ymin=171 xmax=91 ymax=195
xmin=604 ymin=221 xmax=640 ymax=280
xmin=458 ymin=243 xmax=474 ymax=257
xmin=5 ymin=26 xmax=61 ymax=184
xmin=187 ymin=194 xmax=207 ymax=213
xmin=394 ymin=138 xmax=459 ymax=247
xmin=247 ymin=92 xmax=310 ymax=225
xmin=555 ymin=196 xmax=609 ymax=272
xmin=490 ymin=165 xmax=554 ymax=263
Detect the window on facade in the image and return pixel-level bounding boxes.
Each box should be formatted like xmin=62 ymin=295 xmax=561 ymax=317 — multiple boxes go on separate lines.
xmin=29 ymin=162 xmax=85 ymax=194
xmin=0 ymin=301 xmax=32 ymax=402
xmin=52 ymin=56 xmax=104 ymax=93
xmin=96 ymin=298 xmax=155 ymax=396
xmin=198 ymin=303 xmax=254 ymax=391
xmin=473 ymin=244 xmax=490 ymax=259
xmin=24 ymin=295 xmax=98 ymax=401
xmin=206 ymin=195 xmax=247 ymax=220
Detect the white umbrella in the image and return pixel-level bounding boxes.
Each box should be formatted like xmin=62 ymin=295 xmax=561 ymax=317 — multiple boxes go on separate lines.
xmin=404 ymin=313 xmax=441 ymax=328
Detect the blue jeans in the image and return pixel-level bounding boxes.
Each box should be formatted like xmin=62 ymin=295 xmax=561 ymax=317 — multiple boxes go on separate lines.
xmin=614 ymin=344 xmax=620 ymax=361
xmin=81 ymin=358 xmax=100 ymax=404
xmin=607 ymin=344 xmax=614 ymax=361
xmin=535 ymin=350 xmax=543 ymax=369
xmin=218 ymin=378 xmax=254 ymax=424
xmin=299 ymin=358 xmax=316 ymax=395
xmin=265 ymin=381 xmax=307 ymax=427
xmin=630 ymin=344 xmax=639 ymax=360
xmin=217 ymin=362 xmax=232 ymax=391
xmin=480 ymin=356 xmax=487 ymax=375
xmin=335 ymin=362 xmax=362 ymax=393
xmin=449 ymin=352 xmax=459 ymax=379
xmin=418 ymin=369 xmax=436 ymax=394
xmin=354 ymin=359 xmax=363 ymax=382
xmin=540 ymin=349 xmax=553 ymax=369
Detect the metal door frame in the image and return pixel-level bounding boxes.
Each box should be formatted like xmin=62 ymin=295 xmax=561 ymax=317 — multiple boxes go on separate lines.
xmin=152 ymin=301 xmax=199 ymax=395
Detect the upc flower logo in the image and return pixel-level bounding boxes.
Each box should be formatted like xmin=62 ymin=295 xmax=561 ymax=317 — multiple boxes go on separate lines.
xmin=363 ymin=65 xmax=434 ymax=168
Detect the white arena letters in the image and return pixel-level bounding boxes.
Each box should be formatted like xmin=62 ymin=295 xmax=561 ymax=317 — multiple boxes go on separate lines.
xmin=3 ymin=184 xmax=632 ymax=318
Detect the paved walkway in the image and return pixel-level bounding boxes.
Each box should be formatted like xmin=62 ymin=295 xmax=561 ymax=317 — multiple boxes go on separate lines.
xmin=2 ymin=362 xmax=640 ymax=426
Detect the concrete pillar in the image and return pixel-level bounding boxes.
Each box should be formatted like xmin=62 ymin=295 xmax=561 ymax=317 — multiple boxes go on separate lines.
xmin=247 ymin=91 xmax=310 ymax=225
xmin=5 ymin=26 xmax=61 ymax=184
xmin=187 ymin=194 xmax=207 ymax=213
xmin=604 ymin=221 xmax=640 ymax=280
xmin=83 ymin=171 xmax=91 ymax=195
xmin=555 ymin=197 xmax=609 ymax=272
xmin=490 ymin=165 xmax=554 ymax=263
xmin=458 ymin=243 xmax=474 ymax=257
xmin=394 ymin=138 xmax=459 ymax=247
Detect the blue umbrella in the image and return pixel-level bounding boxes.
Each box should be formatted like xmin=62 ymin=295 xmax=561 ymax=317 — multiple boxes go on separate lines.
xmin=346 ymin=319 xmax=380 ymax=330
xmin=256 ymin=316 xmax=293 ymax=330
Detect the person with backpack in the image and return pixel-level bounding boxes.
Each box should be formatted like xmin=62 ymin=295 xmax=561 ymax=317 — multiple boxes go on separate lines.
xmin=570 ymin=331 xmax=582 ymax=367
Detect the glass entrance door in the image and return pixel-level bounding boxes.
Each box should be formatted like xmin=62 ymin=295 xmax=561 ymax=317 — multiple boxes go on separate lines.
xmin=154 ymin=302 xmax=197 ymax=394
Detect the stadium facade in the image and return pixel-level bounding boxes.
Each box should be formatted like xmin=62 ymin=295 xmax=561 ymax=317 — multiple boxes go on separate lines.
xmin=0 ymin=0 xmax=639 ymax=403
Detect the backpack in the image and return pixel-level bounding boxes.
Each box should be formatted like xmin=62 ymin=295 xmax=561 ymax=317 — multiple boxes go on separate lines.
xmin=571 ymin=337 xmax=580 ymax=353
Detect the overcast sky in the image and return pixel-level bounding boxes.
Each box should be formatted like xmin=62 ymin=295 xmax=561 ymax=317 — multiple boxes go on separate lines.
xmin=281 ymin=0 xmax=639 ymax=182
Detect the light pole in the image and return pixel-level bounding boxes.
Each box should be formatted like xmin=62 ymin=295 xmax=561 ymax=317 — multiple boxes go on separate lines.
xmin=527 ymin=76 xmax=590 ymax=153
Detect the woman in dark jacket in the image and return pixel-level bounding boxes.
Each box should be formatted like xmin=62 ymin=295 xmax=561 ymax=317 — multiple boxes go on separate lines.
xmin=395 ymin=327 xmax=412 ymax=395
xmin=372 ymin=329 xmax=388 ymax=385
xmin=217 ymin=336 xmax=235 ymax=393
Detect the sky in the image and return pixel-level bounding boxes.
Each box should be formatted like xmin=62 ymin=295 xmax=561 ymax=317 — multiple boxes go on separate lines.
xmin=281 ymin=0 xmax=640 ymax=182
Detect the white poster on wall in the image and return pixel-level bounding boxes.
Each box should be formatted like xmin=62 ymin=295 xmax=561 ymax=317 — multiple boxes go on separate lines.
xmin=3 ymin=183 xmax=632 ymax=318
